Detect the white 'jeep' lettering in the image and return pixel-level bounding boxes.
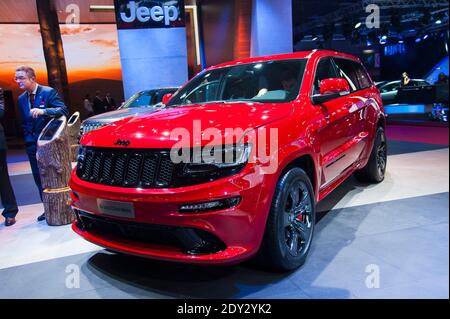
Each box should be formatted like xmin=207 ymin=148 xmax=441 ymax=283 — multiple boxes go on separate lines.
xmin=120 ymin=1 xmax=179 ymax=26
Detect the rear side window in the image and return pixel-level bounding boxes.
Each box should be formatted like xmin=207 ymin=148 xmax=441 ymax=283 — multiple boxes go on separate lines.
xmin=353 ymin=62 xmax=372 ymax=89
xmin=313 ymin=57 xmax=337 ymax=94
xmin=333 ymin=58 xmax=360 ymax=92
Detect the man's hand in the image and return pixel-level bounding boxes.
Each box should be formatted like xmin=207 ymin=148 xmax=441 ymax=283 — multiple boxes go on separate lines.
xmin=30 ymin=108 xmax=45 ymax=118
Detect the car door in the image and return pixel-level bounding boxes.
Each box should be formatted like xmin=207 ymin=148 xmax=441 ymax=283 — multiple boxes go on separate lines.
xmin=332 ymin=58 xmax=371 ymax=173
xmin=314 ymin=57 xmax=357 ymax=187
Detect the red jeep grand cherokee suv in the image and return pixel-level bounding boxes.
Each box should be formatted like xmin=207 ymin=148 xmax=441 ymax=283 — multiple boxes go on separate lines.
xmin=70 ymin=50 xmax=386 ymax=271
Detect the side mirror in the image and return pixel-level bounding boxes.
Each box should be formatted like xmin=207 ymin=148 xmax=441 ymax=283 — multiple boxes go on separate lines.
xmin=320 ymin=78 xmax=350 ymax=95
xmin=312 ymin=78 xmax=350 ymax=104
xmin=162 ymin=93 xmax=173 ymax=105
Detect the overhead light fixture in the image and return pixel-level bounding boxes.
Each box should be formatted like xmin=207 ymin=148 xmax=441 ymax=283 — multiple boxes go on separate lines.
xmin=381 ymin=35 xmax=387 ymax=40
xmin=354 ymin=22 xmax=362 ymax=29
xmin=312 ymin=36 xmax=318 ymax=41
xmin=423 ymin=34 xmax=429 ymax=40
xmin=415 ymin=38 xmax=422 ymax=43
xmin=435 ymin=20 xmax=442 ymax=25
xmin=363 ymin=49 xmax=374 ymax=54
xmin=398 ymin=40 xmax=404 ymax=44
xmin=366 ymin=40 xmax=372 ymax=46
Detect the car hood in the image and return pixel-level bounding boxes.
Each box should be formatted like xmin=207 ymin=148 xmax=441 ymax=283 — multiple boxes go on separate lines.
xmin=81 ymin=101 xmax=293 ymax=149
xmin=83 ymin=106 xmax=159 ymax=124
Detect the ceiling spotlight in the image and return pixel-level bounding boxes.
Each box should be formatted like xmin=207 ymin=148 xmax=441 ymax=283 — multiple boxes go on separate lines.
xmin=423 ymin=34 xmax=429 ymax=40
xmin=415 ymin=38 xmax=422 ymax=43
xmin=354 ymin=22 xmax=362 ymax=29
xmin=435 ymin=20 xmax=442 ymax=24
xmin=398 ymin=40 xmax=404 ymax=44
xmin=312 ymin=36 xmax=318 ymax=41
xmin=381 ymin=35 xmax=387 ymax=40
xmin=367 ymin=40 xmax=372 ymax=46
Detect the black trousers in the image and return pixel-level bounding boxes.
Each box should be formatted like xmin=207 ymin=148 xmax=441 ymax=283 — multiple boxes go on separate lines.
xmin=0 ymin=150 xmax=18 ymax=218
xmin=26 ymin=144 xmax=43 ymax=202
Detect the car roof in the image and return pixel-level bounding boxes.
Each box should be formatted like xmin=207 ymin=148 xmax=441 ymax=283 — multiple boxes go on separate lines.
xmin=380 ymin=79 xmax=428 ymax=86
xmin=210 ymin=50 xmax=361 ymax=70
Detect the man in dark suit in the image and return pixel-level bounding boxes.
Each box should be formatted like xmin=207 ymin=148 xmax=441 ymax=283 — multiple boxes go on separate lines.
xmin=93 ymin=90 xmax=106 ymax=115
xmin=0 ymin=88 xmax=19 ymax=226
xmin=104 ymin=92 xmax=117 ymax=112
xmin=15 ymin=66 xmax=69 ymax=222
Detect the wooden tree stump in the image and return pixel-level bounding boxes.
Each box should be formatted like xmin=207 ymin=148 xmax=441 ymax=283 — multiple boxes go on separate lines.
xmin=37 ymin=117 xmax=72 ymax=190
xmin=37 ymin=117 xmax=74 ymax=225
xmin=67 ymin=112 xmax=81 ymax=162
xmin=43 ymin=187 xmax=75 ymax=226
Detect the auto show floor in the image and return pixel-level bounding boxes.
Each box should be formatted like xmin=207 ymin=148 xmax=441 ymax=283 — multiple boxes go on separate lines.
xmin=0 ymin=125 xmax=448 ymax=299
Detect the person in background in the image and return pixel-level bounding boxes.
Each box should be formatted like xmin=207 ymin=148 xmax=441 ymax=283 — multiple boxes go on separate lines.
xmin=434 ymin=72 xmax=449 ymax=111
xmin=0 ymin=87 xmax=19 ymax=226
xmin=83 ymin=94 xmax=94 ymax=118
xmin=435 ymin=72 xmax=448 ymax=85
xmin=93 ymin=90 xmax=106 ymax=115
xmin=15 ymin=66 xmax=68 ymax=222
xmin=400 ymin=72 xmax=411 ymax=87
xmin=104 ymin=92 xmax=117 ymax=112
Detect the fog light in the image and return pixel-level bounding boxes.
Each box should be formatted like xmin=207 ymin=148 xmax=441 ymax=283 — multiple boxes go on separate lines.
xmin=179 ymin=196 xmax=241 ymax=213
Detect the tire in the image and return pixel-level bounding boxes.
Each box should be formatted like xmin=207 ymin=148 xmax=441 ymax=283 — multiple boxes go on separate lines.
xmin=354 ymin=126 xmax=387 ymax=183
xmin=255 ymin=167 xmax=316 ymax=271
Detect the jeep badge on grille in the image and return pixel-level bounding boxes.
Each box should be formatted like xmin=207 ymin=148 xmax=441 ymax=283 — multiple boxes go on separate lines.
xmin=114 ymin=139 xmax=131 ymax=147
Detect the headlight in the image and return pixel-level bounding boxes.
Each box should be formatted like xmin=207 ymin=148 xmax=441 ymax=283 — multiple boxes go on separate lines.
xmin=182 ymin=144 xmax=251 ymax=175
xmin=82 ymin=122 xmax=105 ymax=134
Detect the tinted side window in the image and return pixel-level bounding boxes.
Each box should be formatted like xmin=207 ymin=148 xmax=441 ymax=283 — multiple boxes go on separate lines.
xmin=333 ymin=58 xmax=360 ymax=92
xmin=313 ymin=58 xmax=337 ymax=94
xmin=353 ymin=62 xmax=372 ymax=89
xmin=412 ymin=80 xmax=429 ymax=87
xmin=380 ymin=82 xmax=400 ymax=93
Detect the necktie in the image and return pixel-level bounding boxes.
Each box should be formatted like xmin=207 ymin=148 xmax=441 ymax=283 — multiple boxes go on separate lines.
xmin=30 ymin=93 xmax=35 ymax=109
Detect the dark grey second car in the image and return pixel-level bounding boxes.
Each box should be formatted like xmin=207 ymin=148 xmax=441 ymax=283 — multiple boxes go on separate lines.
xmin=80 ymin=87 xmax=178 ymax=136
xmin=376 ymin=79 xmax=430 ymax=105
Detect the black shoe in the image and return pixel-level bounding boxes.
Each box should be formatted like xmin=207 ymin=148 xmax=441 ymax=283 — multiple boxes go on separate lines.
xmin=5 ymin=217 xmax=16 ymax=227
xmin=37 ymin=213 xmax=45 ymax=222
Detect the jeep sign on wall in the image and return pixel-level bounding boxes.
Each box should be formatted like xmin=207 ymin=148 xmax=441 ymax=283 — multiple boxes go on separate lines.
xmin=114 ymin=0 xmax=185 ymax=29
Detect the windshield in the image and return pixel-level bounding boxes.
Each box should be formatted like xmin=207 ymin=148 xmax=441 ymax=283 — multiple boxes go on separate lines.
xmin=120 ymin=91 xmax=156 ymax=109
xmin=120 ymin=89 xmax=176 ymax=109
xmin=167 ymin=59 xmax=308 ymax=107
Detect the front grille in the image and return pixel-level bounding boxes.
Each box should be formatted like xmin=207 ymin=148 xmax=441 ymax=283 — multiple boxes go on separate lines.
xmin=76 ymin=147 xmax=175 ymax=188
xmin=75 ymin=210 xmax=226 ymax=255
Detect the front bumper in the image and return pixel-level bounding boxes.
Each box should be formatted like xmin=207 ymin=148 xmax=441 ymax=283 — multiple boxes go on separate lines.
xmin=70 ymin=165 xmax=273 ymax=265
